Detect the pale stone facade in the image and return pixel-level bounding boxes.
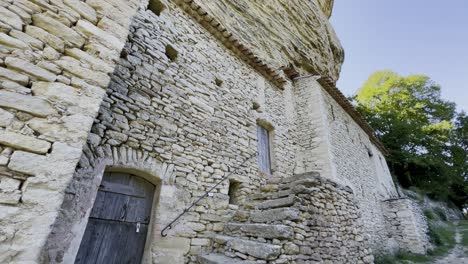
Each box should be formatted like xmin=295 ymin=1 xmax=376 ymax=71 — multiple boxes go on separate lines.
xmin=0 ymin=0 xmax=430 ymax=263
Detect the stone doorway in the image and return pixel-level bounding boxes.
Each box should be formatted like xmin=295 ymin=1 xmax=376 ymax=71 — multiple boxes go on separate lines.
xmin=74 ymin=172 xmax=155 ymax=264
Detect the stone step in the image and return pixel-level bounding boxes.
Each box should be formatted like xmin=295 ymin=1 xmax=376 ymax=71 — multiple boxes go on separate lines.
xmin=232 ymin=209 xmax=250 ymax=222
xmin=198 ymin=253 xmax=257 ymax=264
xmin=250 ymin=207 xmax=300 ymax=223
xmin=255 ymin=195 xmax=295 ymax=210
xmin=213 ymin=235 xmax=281 ymax=260
xmin=265 ymin=172 xmax=320 ymax=186
xmin=225 ymin=222 xmax=294 ymax=239
xmin=250 ymin=189 xmax=290 ymax=201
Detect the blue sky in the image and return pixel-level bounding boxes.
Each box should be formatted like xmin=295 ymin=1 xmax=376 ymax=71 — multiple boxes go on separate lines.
xmin=330 ymin=0 xmax=468 ymax=112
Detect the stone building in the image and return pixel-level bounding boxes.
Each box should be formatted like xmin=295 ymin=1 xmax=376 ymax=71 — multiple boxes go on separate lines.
xmin=0 ymin=0 xmax=431 ymax=263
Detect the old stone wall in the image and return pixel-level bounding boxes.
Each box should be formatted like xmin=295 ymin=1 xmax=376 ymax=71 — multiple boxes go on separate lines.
xmin=209 ymin=173 xmax=374 ymax=263
xmin=321 ymin=86 xmax=401 ymax=254
xmin=0 ymin=0 xmax=142 ymax=262
xmin=293 ymin=76 xmax=336 ymax=180
xmin=382 ymin=198 xmax=431 ymax=254
xmin=43 ymin=1 xmax=298 ymax=263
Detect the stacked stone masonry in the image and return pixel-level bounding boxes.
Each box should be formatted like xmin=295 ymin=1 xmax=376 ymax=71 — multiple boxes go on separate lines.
xmin=0 ymin=0 xmax=432 ymax=263
xmin=0 ymin=0 xmax=143 ymax=262
xmin=382 ymin=198 xmax=431 ymax=255
xmin=201 ymin=172 xmax=374 ymax=264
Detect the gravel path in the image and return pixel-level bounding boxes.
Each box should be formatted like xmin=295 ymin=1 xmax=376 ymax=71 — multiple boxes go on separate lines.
xmin=432 ymin=224 xmax=468 ymax=264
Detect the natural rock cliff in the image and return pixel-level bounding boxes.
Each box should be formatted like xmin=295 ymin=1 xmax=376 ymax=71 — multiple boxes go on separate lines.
xmin=195 ymin=0 xmax=344 ymax=81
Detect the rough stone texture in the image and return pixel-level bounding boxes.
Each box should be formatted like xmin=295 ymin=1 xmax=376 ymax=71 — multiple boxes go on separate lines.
xmin=196 ymin=0 xmax=344 ymax=81
xmin=382 ymin=198 xmax=431 ymax=254
xmin=0 ymin=130 xmax=51 ymax=154
xmin=225 ymin=223 xmax=294 ymax=239
xmin=0 ymin=90 xmax=56 ymax=117
xmin=210 ymin=173 xmax=374 ymax=263
xmin=215 ymin=235 xmax=282 ymax=260
xmin=0 ymin=0 xmax=431 ymax=263
xmin=293 ymin=77 xmax=404 ymax=254
xmin=0 ymin=0 xmax=141 ymax=262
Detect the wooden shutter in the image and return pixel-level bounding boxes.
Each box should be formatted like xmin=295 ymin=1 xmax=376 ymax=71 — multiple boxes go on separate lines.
xmin=257 ymin=125 xmax=271 ymax=175
xmin=75 ymin=172 xmax=155 ymax=264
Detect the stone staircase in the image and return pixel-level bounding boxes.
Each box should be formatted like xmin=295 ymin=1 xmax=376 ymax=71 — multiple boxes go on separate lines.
xmin=198 ymin=173 xmax=321 ymax=263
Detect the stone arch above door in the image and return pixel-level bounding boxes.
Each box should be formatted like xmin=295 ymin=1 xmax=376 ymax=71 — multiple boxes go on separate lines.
xmin=88 ymin=145 xmax=177 ymax=186
xmin=42 ymin=145 xmax=177 ymax=263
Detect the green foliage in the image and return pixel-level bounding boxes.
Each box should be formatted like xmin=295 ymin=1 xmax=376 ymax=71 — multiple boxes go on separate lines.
xmin=374 ymin=253 xmax=399 ymax=264
xmin=426 ymin=222 xmax=456 ymax=256
xmin=461 ymin=222 xmax=468 ymax=246
xmin=353 ymin=71 xmax=468 ymax=208
xmin=434 ymin=208 xmax=447 ymax=221
xmin=424 ymin=209 xmax=436 ymax=220
xmin=375 ymin=220 xmax=458 ymax=263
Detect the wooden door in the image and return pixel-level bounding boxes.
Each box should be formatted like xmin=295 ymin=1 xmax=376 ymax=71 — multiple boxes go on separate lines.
xmin=75 ymin=172 xmax=155 ymax=264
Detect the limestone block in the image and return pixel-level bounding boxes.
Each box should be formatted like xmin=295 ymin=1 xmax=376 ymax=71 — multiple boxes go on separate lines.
xmin=0 ymin=90 xmax=56 ymax=117
xmin=75 ymin=20 xmax=124 ymax=51
xmin=5 ymin=57 xmax=57 ymax=82
xmin=36 ymin=61 xmax=62 ymax=74
xmin=153 ymin=237 xmax=191 ymax=254
xmin=215 ymin=236 xmax=281 ymax=260
xmin=0 ymin=67 xmax=29 ymax=86
xmin=32 ymin=13 xmax=85 ymax=47
xmin=191 ymin=238 xmax=210 ymax=246
xmin=7 ymin=4 xmax=32 ymax=24
xmin=0 ymin=6 xmax=23 ymax=30
xmin=189 ymin=96 xmax=214 ymax=115
xmin=63 ymin=0 xmax=97 ymax=24
xmin=25 ymin=25 xmax=65 ymax=52
xmin=43 ymin=46 xmax=61 ymax=60
xmin=65 ymin=48 xmax=114 ymax=73
xmin=0 ymin=156 xmax=8 ymax=165
xmin=0 ymin=130 xmax=51 ymax=154
xmin=0 ymin=177 xmax=21 ymax=203
xmin=0 ymin=190 xmax=21 ymax=204
xmin=0 ymin=80 xmax=31 ymax=94
xmin=27 ymin=114 xmax=94 ymax=143
xmin=9 ymin=30 xmax=44 ymax=49
xmin=0 ymin=32 xmax=29 ymax=50
xmin=396 ymin=210 xmax=412 ymax=218
xmin=97 ymin=17 xmax=128 ymax=41
xmin=8 ymin=151 xmax=46 ymax=176
xmin=31 ymin=82 xmax=105 ymax=116
xmin=225 ymin=223 xmax=294 ymax=239
xmin=152 ymin=251 xmax=185 ymax=264
xmin=8 ymin=142 xmax=81 ymax=176
xmin=55 ymin=56 xmax=110 ymax=87
xmin=85 ymin=0 xmax=133 ymax=28
xmin=283 ymin=242 xmax=300 ymax=254
xmin=0 ymin=176 xmax=21 ymax=191
xmin=250 ymin=208 xmax=300 ymax=222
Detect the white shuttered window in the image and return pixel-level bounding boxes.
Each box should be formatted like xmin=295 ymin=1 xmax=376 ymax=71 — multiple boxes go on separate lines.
xmin=257 ymin=125 xmax=271 ymax=175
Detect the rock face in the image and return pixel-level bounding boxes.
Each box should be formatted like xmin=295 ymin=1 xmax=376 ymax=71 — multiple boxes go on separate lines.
xmin=318 ymin=0 xmax=335 ymax=18
xmin=197 ymin=0 xmax=344 ymax=81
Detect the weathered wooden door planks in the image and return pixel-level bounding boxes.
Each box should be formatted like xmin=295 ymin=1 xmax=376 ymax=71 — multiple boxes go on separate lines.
xmin=75 ymin=172 xmax=155 ymax=264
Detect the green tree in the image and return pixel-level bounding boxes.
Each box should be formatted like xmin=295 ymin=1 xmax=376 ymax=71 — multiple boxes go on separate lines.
xmin=353 ymin=70 xmax=467 ymax=208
